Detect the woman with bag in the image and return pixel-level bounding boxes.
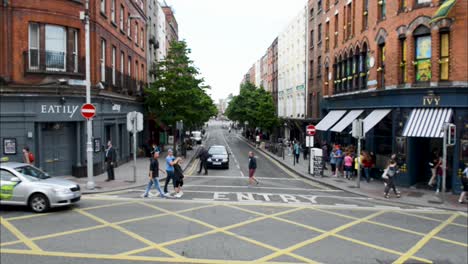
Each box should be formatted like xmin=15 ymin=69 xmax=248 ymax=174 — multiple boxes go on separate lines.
xmin=173 ymin=157 xmax=185 ymax=198
xmin=458 ymin=166 xmax=468 ymax=203
xmin=383 ymin=159 xmax=401 ymax=199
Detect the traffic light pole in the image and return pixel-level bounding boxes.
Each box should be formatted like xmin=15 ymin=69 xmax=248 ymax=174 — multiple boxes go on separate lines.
xmin=133 ymin=114 xmax=137 ymax=183
xmin=442 ymin=123 xmax=448 ymax=203
xmin=84 ymin=0 xmax=95 ymax=190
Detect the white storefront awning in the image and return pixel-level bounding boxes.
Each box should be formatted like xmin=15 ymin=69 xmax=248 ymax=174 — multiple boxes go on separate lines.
xmin=403 ymin=108 xmax=453 ymax=138
xmin=315 ymin=110 xmax=347 ymax=131
xmin=362 ymin=109 xmax=392 ymax=135
xmin=330 ymin=110 xmax=364 ymax=133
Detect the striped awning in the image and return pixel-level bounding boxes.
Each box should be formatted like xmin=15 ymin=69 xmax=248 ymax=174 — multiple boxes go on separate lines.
xmin=315 ymin=110 xmax=347 ymax=131
xmin=330 ymin=110 xmax=364 ymax=133
xmin=430 ymin=0 xmax=457 ymax=23
xmin=402 ymin=108 xmax=453 ymax=138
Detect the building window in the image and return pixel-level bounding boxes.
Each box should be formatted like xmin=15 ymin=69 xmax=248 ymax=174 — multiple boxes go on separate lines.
xmin=128 ymin=56 xmax=131 ymax=77
xmin=120 ymin=51 xmax=124 ymax=85
xmin=120 ymin=5 xmax=124 ymax=31
xmin=100 ymin=0 xmax=106 ymax=14
xmin=72 ymin=29 xmax=78 ymax=72
xmin=399 ymin=0 xmax=407 ymax=11
xmin=45 ymin=25 xmax=66 ymax=71
xmin=378 ymin=0 xmax=386 ymax=20
xmin=310 ymin=8 xmax=314 ymax=19
xmin=400 ymin=38 xmax=407 ymax=83
xmin=317 ymin=24 xmax=322 ymax=44
xmin=317 ymin=56 xmax=322 ymax=77
xmin=28 ymin=23 xmax=40 ymax=69
xmin=111 ymin=0 xmax=115 ymax=22
xmin=440 ymin=32 xmax=450 ymax=80
xmin=310 ymin=30 xmax=314 ymax=48
xmin=346 ymin=4 xmax=352 ymax=39
xmin=100 ymin=39 xmax=106 ymax=82
xmin=135 ymin=23 xmax=138 ymax=44
xmin=417 ymin=0 xmax=431 ymax=4
xmin=325 ymin=0 xmax=330 ymax=10
xmin=127 ymin=12 xmax=131 ymax=36
xmin=112 ymin=46 xmax=116 ymax=85
xmin=334 ymin=14 xmax=339 ymax=48
xmin=414 ymin=26 xmax=432 ymax=82
xmin=135 ymin=60 xmax=139 ymax=82
xmin=378 ymin=42 xmax=386 ymax=88
xmin=318 ymin=0 xmax=322 ymax=12
xmin=140 ymin=27 xmax=144 ymax=48
xmin=325 ymin=22 xmax=330 ymax=52
xmin=362 ymin=0 xmax=368 ymax=31
xmin=310 ymin=60 xmax=314 ymax=79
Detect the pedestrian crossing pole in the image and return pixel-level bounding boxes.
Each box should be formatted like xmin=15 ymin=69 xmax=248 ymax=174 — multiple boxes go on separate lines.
xmin=353 ymin=119 xmax=364 ymax=188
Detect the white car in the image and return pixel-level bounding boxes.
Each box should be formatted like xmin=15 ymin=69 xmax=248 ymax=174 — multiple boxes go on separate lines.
xmin=0 ymin=161 xmax=81 ymax=213
xmin=191 ymin=131 xmax=202 ymax=144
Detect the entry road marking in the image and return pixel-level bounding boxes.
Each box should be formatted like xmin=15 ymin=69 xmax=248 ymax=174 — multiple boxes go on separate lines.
xmin=0 ymin=217 xmax=42 ymax=251
xmin=393 ymin=213 xmax=459 ymax=264
xmin=183 ymin=184 xmax=342 ymax=192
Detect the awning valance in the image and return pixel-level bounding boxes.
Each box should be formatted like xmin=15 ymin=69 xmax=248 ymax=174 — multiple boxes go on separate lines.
xmin=430 ymin=0 xmax=457 ymax=23
xmin=315 ymin=110 xmax=347 ymax=131
xmin=330 ymin=110 xmax=364 ymax=133
xmin=402 ymin=108 xmax=453 ymax=138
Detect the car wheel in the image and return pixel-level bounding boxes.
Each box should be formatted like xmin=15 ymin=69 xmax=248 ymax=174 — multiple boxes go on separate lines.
xmin=29 ymin=193 xmax=50 ymax=213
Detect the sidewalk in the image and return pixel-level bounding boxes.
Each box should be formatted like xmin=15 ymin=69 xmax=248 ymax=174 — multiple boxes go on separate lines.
xmin=242 ymin=136 xmax=468 ymax=212
xmin=64 ymin=145 xmax=200 ymax=194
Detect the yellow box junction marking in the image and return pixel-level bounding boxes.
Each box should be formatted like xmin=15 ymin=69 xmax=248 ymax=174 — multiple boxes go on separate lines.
xmin=393 ymin=213 xmax=459 ymax=264
xmin=0 ymin=217 xmax=42 ymax=251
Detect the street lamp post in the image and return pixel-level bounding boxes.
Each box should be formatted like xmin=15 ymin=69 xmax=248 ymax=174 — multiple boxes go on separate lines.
xmin=283 ymin=122 xmax=287 ymax=160
xmin=83 ymin=0 xmax=94 ymax=190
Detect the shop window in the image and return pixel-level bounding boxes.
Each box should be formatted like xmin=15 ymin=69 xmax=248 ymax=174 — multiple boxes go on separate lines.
xmin=440 ymin=32 xmax=450 ymax=80
xmin=400 ymin=38 xmax=407 ymax=83
xmin=100 ymin=39 xmax=106 ymax=82
xmin=28 ymin=23 xmax=40 ymax=69
xmin=413 ymin=26 xmax=432 ymax=82
xmin=378 ymin=0 xmax=386 ymax=21
xmin=362 ymin=0 xmax=368 ymax=31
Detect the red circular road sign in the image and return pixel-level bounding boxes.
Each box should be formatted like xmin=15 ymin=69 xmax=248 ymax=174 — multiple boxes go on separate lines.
xmin=306 ymin=125 xmax=316 ymax=136
xmin=81 ymin=103 xmax=96 ymax=120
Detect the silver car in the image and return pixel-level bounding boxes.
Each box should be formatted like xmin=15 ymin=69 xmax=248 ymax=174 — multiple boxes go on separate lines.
xmin=0 ymin=162 xmax=81 ymax=213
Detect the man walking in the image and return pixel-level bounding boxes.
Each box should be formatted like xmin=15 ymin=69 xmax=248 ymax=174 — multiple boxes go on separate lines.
xmin=142 ymin=151 xmax=166 ymax=198
xmin=197 ymin=146 xmax=209 ymax=175
xmin=248 ymin=151 xmax=259 ymax=185
xmin=163 ymin=149 xmax=176 ymax=195
xmin=293 ymin=141 xmax=300 ymax=164
xmin=105 ymin=141 xmax=116 ymax=181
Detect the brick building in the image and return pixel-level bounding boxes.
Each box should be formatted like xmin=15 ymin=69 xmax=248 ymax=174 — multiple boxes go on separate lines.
xmin=0 ymin=0 xmax=147 ymax=177
xmin=309 ymin=0 xmax=467 ymax=192
xmin=267 ymin=38 xmax=279 ymax=114
xmin=160 ymin=1 xmax=178 ymax=49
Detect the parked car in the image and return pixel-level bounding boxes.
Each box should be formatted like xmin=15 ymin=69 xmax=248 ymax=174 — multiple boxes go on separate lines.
xmin=191 ymin=131 xmax=202 ymax=144
xmin=0 ymin=161 xmax=81 ymax=213
xmin=206 ymin=145 xmax=230 ymax=169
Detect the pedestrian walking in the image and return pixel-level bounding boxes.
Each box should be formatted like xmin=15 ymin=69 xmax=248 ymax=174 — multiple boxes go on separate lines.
xmin=22 ymin=146 xmax=34 ymax=165
xmin=302 ymin=143 xmax=308 ymax=160
xmin=105 ymin=141 xmax=116 ymax=181
xmin=163 ymin=149 xmax=176 ymax=195
xmin=248 ymin=151 xmax=259 ymax=185
xmin=142 ymin=151 xmax=166 ymax=198
xmin=383 ymin=159 xmax=401 ymax=199
xmin=428 ymin=149 xmax=442 ymax=187
xmin=458 ymin=166 xmax=468 ymax=203
xmin=435 ymin=159 xmax=444 ymax=193
xmin=197 ymin=146 xmax=209 ymax=175
xmin=322 ymin=141 xmax=329 ymax=170
xmin=362 ymin=151 xmax=373 ymax=183
xmin=330 ymin=149 xmax=337 ymax=177
xmin=335 ymin=145 xmax=344 ymax=177
xmin=293 ymin=141 xmax=300 ymax=164
xmin=344 ymin=152 xmax=353 ymax=180
xmin=173 ymin=158 xmax=185 ymax=198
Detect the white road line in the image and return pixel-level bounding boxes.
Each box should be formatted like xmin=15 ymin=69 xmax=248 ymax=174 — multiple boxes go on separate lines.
xmin=335 ymin=204 xmax=359 ymax=207
xmin=180 ymin=190 xmax=371 ymax=200
xmin=183 ymin=184 xmax=343 ymax=192
xmin=222 ymin=130 xmax=244 ymax=177
xmin=187 ymin=175 xmax=316 ymax=181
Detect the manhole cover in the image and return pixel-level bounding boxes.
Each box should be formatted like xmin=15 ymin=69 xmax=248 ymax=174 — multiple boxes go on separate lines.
xmin=406 ymin=191 xmax=424 ymax=198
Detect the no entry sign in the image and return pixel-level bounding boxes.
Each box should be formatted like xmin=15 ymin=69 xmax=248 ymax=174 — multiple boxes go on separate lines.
xmin=306 ymin=125 xmax=316 ymax=136
xmin=81 ymin=103 xmax=96 ymax=120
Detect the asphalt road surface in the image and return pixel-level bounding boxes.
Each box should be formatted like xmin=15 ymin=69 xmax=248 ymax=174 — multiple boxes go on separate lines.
xmin=1 ymin=121 xmax=467 ymax=264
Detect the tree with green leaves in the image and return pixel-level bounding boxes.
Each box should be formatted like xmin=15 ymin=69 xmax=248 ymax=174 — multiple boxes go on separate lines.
xmin=145 ymin=40 xmax=217 ymax=148
xmin=225 ymin=82 xmax=278 ymax=134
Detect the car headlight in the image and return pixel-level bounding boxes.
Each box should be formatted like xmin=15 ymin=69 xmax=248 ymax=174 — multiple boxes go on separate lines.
xmin=222 ymin=158 xmax=228 ymax=162
xmin=207 ymin=158 xmax=212 ymax=162
xmin=54 ymin=188 xmax=72 ymax=194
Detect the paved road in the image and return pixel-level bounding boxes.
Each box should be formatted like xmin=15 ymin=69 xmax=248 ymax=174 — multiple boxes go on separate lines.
xmin=1 ymin=121 xmax=467 ymax=264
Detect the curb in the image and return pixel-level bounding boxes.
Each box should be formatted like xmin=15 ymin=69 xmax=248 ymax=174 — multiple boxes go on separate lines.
xmin=81 ymin=147 xmax=200 ymax=195
xmin=240 ymin=136 xmax=464 ymax=212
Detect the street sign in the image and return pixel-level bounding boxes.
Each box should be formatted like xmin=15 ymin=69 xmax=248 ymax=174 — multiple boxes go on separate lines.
xmin=306 ymin=125 xmax=316 ymax=136
xmin=352 ymin=119 xmax=364 ymax=139
xmin=81 ymin=103 xmax=96 ymax=120
xmin=306 ymin=136 xmax=314 ymax=147
xmin=127 ymin=111 xmax=144 ymax=132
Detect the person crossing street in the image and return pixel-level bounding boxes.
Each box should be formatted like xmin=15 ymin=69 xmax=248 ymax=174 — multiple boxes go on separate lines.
xmin=197 ymin=146 xmax=209 ymax=175
xmin=142 ymin=151 xmax=166 ymax=198
xmin=105 ymin=141 xmax=116 ymax=181
xmin=163 ymin=149 xmax=177 ymax=196
xmin=248 ymin=151 xmax=259 ymax=185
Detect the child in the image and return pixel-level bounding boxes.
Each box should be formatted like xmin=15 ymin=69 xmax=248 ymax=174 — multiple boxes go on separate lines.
xmin=344 ymin=152 xmax=353 ymax=180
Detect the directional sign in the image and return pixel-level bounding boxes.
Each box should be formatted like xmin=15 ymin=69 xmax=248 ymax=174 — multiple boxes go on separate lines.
xmin=306 ymin=125 xmax=316 ymax=136
xmin=81 ymin=103 xmax=96 ymax=120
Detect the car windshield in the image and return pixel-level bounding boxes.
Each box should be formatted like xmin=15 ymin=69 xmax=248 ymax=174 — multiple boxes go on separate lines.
xmin=15 ymin=165 xmax=50 ymax=180
xmin=209 ymin=147 xmax=227 ymax=155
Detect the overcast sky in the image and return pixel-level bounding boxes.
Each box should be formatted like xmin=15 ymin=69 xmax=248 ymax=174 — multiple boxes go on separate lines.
xmin=166 ymin=0 xmax=307 ymax=102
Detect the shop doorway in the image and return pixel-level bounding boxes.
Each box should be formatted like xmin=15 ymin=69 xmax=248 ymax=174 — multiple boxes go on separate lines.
xmin=41 ymin=122 xmax=75 ymax=176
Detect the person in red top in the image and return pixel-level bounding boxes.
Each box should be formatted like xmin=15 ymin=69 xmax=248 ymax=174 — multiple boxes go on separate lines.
xmin=362 ymin=151 xmax=373 ymax=183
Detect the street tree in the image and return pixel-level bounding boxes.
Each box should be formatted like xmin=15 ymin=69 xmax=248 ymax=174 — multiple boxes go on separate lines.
xmin=145 ymin=40 xmax=217 ymax=148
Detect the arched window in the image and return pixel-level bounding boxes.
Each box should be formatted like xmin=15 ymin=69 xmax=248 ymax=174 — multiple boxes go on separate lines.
xmin=360 ymin=42 xmax=368 ymax=89
xmin=333 ymin=57 xmax=338 ymax=93
xmin=342 ymin=52 xmax=347 ymax=91
xmin=413 ymin=25 xmax=431 ymax=82
xmin=377 ymin=36 xmax=386 ymax=88
xmin=354 ymin=47 xmax=360 ymax=89
xmin=348 ymin=48 xmax=354 ymax=91
xmin=338 ymin=55 xmax=343 ymax=93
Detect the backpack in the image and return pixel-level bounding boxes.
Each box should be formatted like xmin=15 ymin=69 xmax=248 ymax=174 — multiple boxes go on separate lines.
xmin=387 ymin=167 xmax=396 ymax=177
xmin=28 ymin=152 xmax=35 ymax=163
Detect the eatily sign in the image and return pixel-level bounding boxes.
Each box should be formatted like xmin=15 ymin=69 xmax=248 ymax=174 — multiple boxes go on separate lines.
xmin=41 ymin=104 xmax=79 ymax=118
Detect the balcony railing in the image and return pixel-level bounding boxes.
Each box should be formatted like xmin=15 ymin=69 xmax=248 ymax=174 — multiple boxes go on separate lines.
xmin=102 ymin=66 xmax=143 ymax=96
xmin=23 ymin=50 xmax=84 ymax=76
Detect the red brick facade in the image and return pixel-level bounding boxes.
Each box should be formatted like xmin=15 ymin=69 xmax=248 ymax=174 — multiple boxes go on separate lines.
xmin=307 ymin=0 xmax=468 ymax=118
xmin=161 ymin=5 xmax=178 ymax=49
xmin=0 ymin=0 xmax=147 ymax=95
